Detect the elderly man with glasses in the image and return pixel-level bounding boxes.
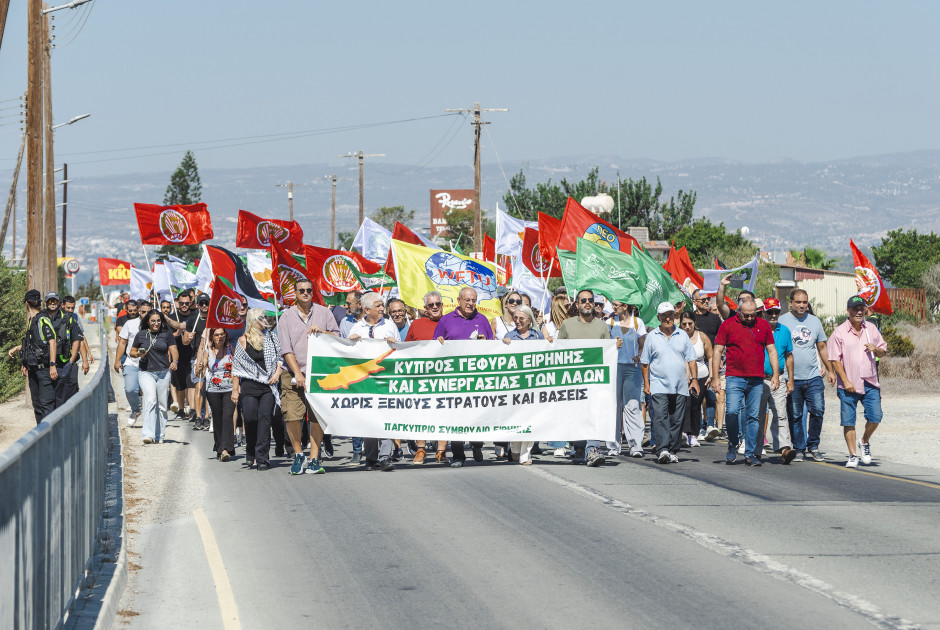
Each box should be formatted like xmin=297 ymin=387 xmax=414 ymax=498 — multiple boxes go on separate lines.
xmin=711 ymin=301 xmax=779 ymax=466
xmin=405 ymin=291 xmax=450 ymax=464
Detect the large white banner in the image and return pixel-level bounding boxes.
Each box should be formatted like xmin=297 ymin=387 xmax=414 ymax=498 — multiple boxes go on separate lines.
xmin=304 ymin=334 xmax=617 ymax=442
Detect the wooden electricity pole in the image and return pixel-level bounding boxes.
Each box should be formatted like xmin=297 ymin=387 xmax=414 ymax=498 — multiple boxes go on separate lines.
xmin=339 ymin=151 xmax=384 ymax=227
xmin=26 ymin=0 xmax=45 ymax=291
xmin=43 ymin=6 xmax=56 ymax=291
xmin=0 ymin=0 xmax=11 ymax=54
xmin=444 ymin=102 xmax=508 ymax=252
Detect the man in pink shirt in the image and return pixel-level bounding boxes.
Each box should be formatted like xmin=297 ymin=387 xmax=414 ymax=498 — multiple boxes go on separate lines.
xmin=828 ymin=296 xmax=888 ymax=468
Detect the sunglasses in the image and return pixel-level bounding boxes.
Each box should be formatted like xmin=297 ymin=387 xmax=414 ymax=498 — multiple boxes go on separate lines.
xmin=425 ymin=302 xmax=442 ymax=308
xmin=506 ymin=298 xmax=522 ymax=305
xmin=296 ymin=288 xmax=314 ymax=294
xmin=578 ymin=297 xmax=593 ymax=304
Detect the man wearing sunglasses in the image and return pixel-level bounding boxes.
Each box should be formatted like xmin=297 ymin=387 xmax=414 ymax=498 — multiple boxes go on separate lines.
xmin=405 ymin=291 xmax=450 ymax=464
xmin=278 ymin=278 xmax=340 ymax=475
xmin=557 ymin=289 xmax=611 ymax=467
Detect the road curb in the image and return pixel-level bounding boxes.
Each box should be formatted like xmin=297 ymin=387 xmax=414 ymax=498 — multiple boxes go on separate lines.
xmin=64 ymin=404 xmax=128 ymax=629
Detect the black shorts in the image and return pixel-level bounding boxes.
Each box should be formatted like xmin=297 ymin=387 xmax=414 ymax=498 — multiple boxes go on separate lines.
xmin=172 ymin=362 xmax=194 ymax=389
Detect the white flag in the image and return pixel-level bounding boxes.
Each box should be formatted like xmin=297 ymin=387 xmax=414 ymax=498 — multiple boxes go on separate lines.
xmin=352 ymin=218 xmax=393 ymax=263
xmin=699 ymin=255 xmax=759 ymax=295
xmin=511 ymin=257 xmax=553 ymax=315
xmin=152 ymin=263 xmax=173 ymax=302
xmin=163 ymin=258 xmax=198 ymax=290
xmin=495 ymin=208 xmax=536 ymax=259
xmin=246 ymin=251 xmax=274 ymax=296
xmin=129 ymin=266 xmax=152 ymax=301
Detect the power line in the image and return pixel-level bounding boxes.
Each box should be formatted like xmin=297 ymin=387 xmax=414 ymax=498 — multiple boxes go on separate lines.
xmin=483 ymin=125 xmax=520 ymax=215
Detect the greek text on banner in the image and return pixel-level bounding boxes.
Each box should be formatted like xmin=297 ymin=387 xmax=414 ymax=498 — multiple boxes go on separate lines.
xmin=304 ymin=334 xmax=617 ymax=442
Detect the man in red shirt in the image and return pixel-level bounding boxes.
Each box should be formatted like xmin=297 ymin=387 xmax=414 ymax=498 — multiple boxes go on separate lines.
xmin=711 ymin=301 xmax=779 ymax=466
xmin=403 ymin=290 xmax=448 ymax=464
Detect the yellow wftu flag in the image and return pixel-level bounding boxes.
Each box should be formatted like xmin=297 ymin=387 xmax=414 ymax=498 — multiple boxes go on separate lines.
xmin=390 ymin=239 xmax=502 ymax=319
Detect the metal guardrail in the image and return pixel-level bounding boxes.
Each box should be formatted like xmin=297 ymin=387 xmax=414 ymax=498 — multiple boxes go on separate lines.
xmin=0 ymin=304 xmax=111 ymax=629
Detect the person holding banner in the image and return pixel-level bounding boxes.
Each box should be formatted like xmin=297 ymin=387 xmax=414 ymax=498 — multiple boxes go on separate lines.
xmin=501 ymin=304 xmax=543 ymax=465
xmin=231 ymin=309 xmax=282 ymax=471
xmin=641 ymin=303 xmax=698 ymax=464
xmin=404 ymin=291 xmax=450 ymax=465
xmin=345 ymin=292 xmax=398 ymax=471
xmin=204 ymin=328 xmax=236 ymax=462
xmin=435 ymin=287 xmax=494 ymax=467
xmin=277 ymin=278 xmax=340 ymax=476
xmin=557 ymin=289 xmax=610 ymax=467
xmin=609 ymin=301 xmax=647 ymax=458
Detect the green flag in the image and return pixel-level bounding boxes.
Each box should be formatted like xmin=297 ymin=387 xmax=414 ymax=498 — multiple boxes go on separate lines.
xmin=572 ymin=238 xmax=685 ymax=325
xmin=574 ymin=238 xmax=645 ymax=306
xmin=557 ymin=248 xmax=578 ymax=291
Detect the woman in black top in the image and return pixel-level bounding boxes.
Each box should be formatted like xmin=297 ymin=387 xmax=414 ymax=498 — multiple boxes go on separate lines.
xmin=130 ymin=311 xmax=179 ymax=444
xmin=231 ymin=309 xmax=281 ymax=470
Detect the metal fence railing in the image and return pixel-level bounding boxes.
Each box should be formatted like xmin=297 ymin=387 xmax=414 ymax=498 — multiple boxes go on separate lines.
xmin=0 ymin=303 xmax=111 ymax=629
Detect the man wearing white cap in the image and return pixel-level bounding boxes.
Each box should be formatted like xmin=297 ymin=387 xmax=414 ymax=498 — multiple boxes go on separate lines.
xmin=640 ymin=302 xmax=699 ymax=464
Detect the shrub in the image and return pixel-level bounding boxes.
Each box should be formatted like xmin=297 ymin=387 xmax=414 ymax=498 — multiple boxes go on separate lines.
xmin=882 ymin=324 xmax=914 ymax=357
xmin=0 ymin=256 xmax=27 ymax=403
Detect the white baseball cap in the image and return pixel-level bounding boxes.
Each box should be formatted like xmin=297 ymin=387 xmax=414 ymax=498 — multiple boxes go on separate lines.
xmin=657 ymin=301 xmax=676 ymax=315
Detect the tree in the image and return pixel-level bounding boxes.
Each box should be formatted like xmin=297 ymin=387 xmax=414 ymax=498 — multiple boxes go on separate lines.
xmin=921 ymin=262 xmax=940 ymax=315
xmin=0 ymin=255 xmax=27 ymax=403
xmin=442 ymin=207 xmax=494 ymax=253
xmin=788 ymin=247 xmax=838 ymax=270
xmin=370 ymin=205 xmax=415 ymax=232
xmin=336 ymin=231 xmax=355 ymax=251
xmin=673 ymin=218 xmax=753 ymax=268
xmin=502 ymin=167 xmax=695 ymax=240
xmin=159 ymin=151 xmax=204 ymax=261
xmin=872 ymin=228 xmax=940 ymax=288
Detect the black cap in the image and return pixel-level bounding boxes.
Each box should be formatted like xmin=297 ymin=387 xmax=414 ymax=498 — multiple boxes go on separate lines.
xmin=197 ymin=293 xmax=210 ymax=305
xmin=24 ymin=289 xmax=41 ymax=303
xmin=45 ymin=291 xmax=59 ymax=302
xmin=847 ymin=295 xmax=867 ymax=309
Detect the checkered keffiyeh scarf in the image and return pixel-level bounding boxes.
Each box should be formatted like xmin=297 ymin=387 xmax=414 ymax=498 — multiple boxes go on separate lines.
xmin=232 ymin=330 xmax=281 ymax=405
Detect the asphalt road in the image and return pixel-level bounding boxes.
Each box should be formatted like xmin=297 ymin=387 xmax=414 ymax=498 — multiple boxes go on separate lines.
xmin=116 ymin=433 xmax=940 ymax=630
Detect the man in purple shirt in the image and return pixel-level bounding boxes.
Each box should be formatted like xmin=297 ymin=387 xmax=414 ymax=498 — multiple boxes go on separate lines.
xmin=434 ymin=287 xmax=493 ymax=467
xmin=277 ymin=278 xmax=340 ymax=476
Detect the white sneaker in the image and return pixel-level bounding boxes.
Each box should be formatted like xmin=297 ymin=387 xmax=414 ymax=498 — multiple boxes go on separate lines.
xmin=668 ymin=453 xmax=679 ymax=463
xmin=846 ymin=455 xmax=860 ymax=468
xmin=170 ymin=402 xmax=179 ymax=414
xmin=658 ymin=450 xmax=671 ymax=464
xmin=737 ymin=443 xmax=746 ymax=455
xmin=553 ymin=448 xmax=567 ymax=457
xmin=689 ymin=436 xmax=701 ymax=447
xmin=705 ymin=426 xmax=720 ymax=442
xmin=126 ymin=411 xmax=137 ymax=426
xmin=857 ymin=438 xmax=872 ymax=465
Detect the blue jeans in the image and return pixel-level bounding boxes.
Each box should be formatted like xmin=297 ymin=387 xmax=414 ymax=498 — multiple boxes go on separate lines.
xmin=351 ymin=437 xmax=363 ymax=454
xmin=140 ymin=369 xmax=171 ymax=442
xmin=724 ymin=376 xmax=763 ymax=458
xmin=836 ymin=386 xmax=882 ymax=427
xmin=703 ymin=387 xmax=717 ymax=426
xmin=788 ymin=376 xmax=825 ymax=452
xmin=123 ymin=364 xmax=141 ymax=414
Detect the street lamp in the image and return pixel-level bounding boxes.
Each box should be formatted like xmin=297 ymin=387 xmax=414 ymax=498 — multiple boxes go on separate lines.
xmin=42 ymin=0 xmax=93 ymax=15
xmin=52 ymin=113 xmax=90 ymax=130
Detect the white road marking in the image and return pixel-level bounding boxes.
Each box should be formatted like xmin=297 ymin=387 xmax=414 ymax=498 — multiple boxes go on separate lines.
xmin=194 ymin=508 xmax=242 ymax=630
xmin=525 ymin=466 xmax=918 ymax=630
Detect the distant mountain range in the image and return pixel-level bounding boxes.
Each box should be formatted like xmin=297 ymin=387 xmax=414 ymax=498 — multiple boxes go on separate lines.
xmin=3 ymin=151 xmax=939 ymax=283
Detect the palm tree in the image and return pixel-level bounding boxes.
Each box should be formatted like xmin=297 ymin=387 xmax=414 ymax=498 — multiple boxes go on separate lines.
xmin=789 ymin=248 xmax=838 ymax=270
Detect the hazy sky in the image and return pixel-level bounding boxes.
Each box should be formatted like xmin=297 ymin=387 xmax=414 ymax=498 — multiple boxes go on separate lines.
xmin=1 ymin=0 xmax=938 ymax=178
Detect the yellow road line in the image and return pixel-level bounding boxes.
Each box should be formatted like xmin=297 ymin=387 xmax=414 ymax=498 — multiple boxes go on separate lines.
xmin=810 ymin=461 xmax=940 ymax=490
xmin=194 ymin=508 xmax=242 ymax=630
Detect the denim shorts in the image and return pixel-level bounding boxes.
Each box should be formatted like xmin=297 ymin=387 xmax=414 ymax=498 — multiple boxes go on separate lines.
xmin=837 ymin=385 xmax=883 ymax=427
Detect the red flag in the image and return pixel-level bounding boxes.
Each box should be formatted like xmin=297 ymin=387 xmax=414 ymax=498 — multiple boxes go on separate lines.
xmin=850 ymin=239 xmax=893 ymax=315
xmin=271 ymin=240 xmax=323 ymax=307
xmin=557 ymin=197 xmax=638 ymax=254
xmin=521 ymin=228 xmax=561 ymax=278
xmin=236 ymin=210 xmax=304 ymax=251
xmin=482 ymin=233 xmax=496 ymax=263
xmin=537 ymin=212 xmax=562 ymax=263
xmin=306 ymin=244 xmax=383 ymax=294
xmin=134 ymin=203 xmax=214 ymax=245
xmin=383 ymin=222 xmax=434 ymax=280
xmin=206 ymin=276 xmax=246 ymax=330
xmin=663 ymin=244 xmax=703 ymax=296
xmin=98 ymin=257 xmax=132 ymax=286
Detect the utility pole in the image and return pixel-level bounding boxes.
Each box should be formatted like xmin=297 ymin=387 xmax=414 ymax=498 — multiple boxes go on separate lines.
xmin=61 ymin=163 xmax=67 ymax=256
xmin=0 ymin=128 xmax=25 ymax=252
xmin=445 ymin=102 xmax=508 ymax=252
xmin=26 ymin=0 xmax=44 ymax=291
xmin=275 ymin=181 xmax=307 ymax=221
xmin=339 ymin=151 xmax=384 ymax=227
xmin=0 ymin=0 xmax=10 ymax=53
xmin=43 ymin=4 xmax=56 ymax=291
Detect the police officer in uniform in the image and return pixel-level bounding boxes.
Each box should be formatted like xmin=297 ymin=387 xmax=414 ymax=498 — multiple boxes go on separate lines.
xmin=44 ymin=291 xmax=84 ymax=406
xmin=7 ymin=290 xmax=58 ymax=423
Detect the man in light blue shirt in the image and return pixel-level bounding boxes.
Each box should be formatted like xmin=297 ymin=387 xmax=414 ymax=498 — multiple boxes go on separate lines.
xmin=777 ymin=289 xmax=834 ymax=461
xmin=641 ymin=302 xmax=699 ymax=464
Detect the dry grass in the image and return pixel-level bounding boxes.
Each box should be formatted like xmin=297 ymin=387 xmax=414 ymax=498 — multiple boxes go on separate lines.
xmin=879 ymin=321 xmax=940 ymax=392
